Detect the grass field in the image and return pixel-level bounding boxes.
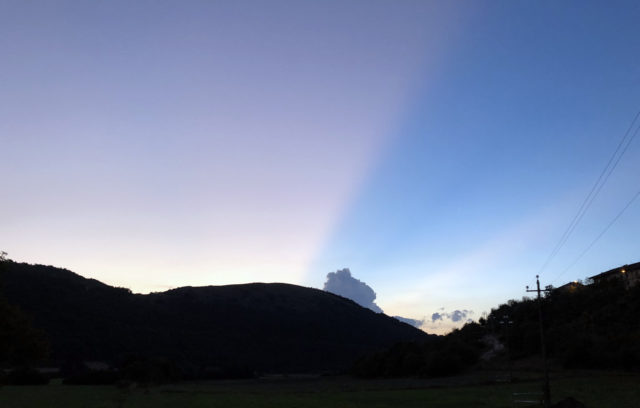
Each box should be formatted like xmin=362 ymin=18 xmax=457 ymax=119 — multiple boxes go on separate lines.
xmin=0 ymin=372 xmax=638 ymax=407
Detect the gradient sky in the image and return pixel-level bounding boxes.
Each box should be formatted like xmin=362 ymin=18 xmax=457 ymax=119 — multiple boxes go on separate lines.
xmin=2 ymin=1 xmax=639 ymax=334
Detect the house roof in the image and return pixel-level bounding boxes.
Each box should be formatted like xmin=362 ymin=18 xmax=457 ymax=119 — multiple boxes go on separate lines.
xmin=589 ymin=261 xmax=640 ymax=280
xmin=557 ymin=281 xmax=583 ymax=290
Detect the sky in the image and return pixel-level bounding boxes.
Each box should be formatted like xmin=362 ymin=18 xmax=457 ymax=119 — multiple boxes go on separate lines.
xmin=2 ymin=1 xmax=640 ymax=334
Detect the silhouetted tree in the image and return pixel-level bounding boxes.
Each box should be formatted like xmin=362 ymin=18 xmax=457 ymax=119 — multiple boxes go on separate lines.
xmin=352 ymin=323 xmax=486 ymax=378
xmin=482 ymin=278 xmax=640 ymax=370
xmin=0 ymin=259 xmax=49 ymax=366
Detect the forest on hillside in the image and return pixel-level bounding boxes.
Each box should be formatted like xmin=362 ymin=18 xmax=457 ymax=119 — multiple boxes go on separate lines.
xmin=0 ymin=259 xmax=427 ymax=384
xmin=353 ymin=277 xmax=640 ymax=377
xmin=2 ymin=256 xmax=639 ymax=385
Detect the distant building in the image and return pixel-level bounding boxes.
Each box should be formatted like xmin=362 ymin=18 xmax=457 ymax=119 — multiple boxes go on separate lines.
xmin=556 ymin=280 xmax=584 ymax=293
xmin=589 ymin=261 xmax=640 ymax=289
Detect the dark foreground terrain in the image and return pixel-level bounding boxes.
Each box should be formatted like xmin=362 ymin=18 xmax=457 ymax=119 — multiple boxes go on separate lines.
xmin=0 ymin=371 xmax=638 ymax=408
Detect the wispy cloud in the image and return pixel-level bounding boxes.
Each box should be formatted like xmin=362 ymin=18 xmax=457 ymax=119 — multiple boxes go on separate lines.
xmin=431 ymin=309 xmax=473 ymax=323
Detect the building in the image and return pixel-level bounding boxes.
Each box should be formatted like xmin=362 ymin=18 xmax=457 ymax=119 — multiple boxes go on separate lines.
xmin=589 ymin=261 xmax=640 ymax=289
xmin=556 ymin=280 xmax=584 ymax=293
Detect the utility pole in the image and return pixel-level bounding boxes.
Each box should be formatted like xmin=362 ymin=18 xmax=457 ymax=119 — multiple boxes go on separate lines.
xmin=526 ymin=275 xmax=552 ymax=408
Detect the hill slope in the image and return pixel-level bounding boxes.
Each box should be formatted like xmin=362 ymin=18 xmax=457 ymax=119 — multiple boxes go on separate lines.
xmin=0 ymin=261 xmax=429 ymax=373
xmin=484 ymin=276 xmax=640 ymax=369
xmin=351 ymin=271 xmax=640 ymax=378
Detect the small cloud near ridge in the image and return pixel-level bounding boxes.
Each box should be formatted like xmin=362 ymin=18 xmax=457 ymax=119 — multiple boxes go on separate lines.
xmin=431 ymin=309 xmax=474 ymax=323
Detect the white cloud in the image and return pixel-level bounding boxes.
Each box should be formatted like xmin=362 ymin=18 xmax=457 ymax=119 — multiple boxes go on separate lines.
xmin=323 ymin=268 xmax=383 ymax=313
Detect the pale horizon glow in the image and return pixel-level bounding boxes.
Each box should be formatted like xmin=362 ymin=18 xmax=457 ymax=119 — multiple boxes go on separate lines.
xmin=2 ymin=1 xmax=460 ymax=294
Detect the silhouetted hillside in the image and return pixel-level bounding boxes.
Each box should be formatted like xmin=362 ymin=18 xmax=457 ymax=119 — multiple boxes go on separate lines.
xmin=484 ymin=276 xmax=640 ymax=370
xmin=0 ymin=261 xmax=429 ymax=375
xmin=352 ymin=266 xmax=640 ymax=378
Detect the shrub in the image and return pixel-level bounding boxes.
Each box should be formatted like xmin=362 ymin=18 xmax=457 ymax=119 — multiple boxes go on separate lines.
xmin=4 ymin=368 xmax=49 ymax=385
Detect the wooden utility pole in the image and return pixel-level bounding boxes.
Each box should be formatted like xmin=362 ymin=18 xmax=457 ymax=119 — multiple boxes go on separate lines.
xmin=526 ymin=275 xmax=552 ymax=408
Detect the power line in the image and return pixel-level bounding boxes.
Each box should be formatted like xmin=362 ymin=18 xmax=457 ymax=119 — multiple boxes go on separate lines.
xmin=578 ymin=122 xmax=640 ymax=227
xmin=553 ymin=187 xmax=640 ymax=283
xmin=538 ymin=109 xmax=640 ymax=276
xmin=547 ymin=123 xmax=640 ymax=274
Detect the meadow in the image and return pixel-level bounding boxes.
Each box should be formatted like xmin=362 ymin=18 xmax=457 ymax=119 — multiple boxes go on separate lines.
xmin=0 ymin=372 xmax=638 ymax=408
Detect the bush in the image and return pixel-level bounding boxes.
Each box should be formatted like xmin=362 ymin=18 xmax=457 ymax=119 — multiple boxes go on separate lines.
xmin=63 ymin=369 xmax=120 ymax=385
xmin=120 ymin=357 xmax=181 ymax=384
xmin=424 ymin=353 xmax=462 ymax=377
xmin=351 ymin=326 xmax=486 ymax=379
xmin=4 ymin=368 xmax=49 ymax=385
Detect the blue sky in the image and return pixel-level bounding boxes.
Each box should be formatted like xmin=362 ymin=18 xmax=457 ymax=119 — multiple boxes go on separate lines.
xmin=2 ymin=1 xmax=639 ymax=333
xmin=309 ymin=1 xmax=640 ymax=331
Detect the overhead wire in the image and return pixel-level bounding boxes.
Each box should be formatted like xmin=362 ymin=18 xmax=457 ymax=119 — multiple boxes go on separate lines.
xmin=553 ymin=187 xmax=640 ymax=283
xmin=538 ymin=109 xmax=640 ymax=277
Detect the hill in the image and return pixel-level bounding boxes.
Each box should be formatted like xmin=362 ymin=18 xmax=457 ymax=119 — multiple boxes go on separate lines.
xmin=352 ymin=268 xmax=640 ymax=378
xmin=484 ymin=275 xmax=640 ymax=370
xmin=0 ymin=261 xmax=429 ymax=374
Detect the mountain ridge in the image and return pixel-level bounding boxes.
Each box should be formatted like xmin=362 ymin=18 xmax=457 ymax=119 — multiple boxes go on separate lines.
xmin=0 ymin=261 xmax=430 ymax=373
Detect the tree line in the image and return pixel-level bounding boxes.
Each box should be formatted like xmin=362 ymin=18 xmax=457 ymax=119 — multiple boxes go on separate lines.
xmin=352 ymin=276 xmax=640 ymax=377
